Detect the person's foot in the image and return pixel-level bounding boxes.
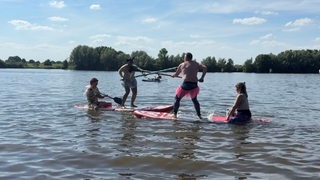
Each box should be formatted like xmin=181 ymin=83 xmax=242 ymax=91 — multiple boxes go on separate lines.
xmin=131 ymin=104 xmax=138 ymax=107
xmin=198 ymin=115 xmax=202 ymax=119
xmin=172 ymin=114 xmax=178 ymax=120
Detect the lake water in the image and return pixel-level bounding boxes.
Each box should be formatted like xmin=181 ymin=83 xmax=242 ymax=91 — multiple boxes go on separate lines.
xmin=0 ymin=69 xmax=319 ymax=179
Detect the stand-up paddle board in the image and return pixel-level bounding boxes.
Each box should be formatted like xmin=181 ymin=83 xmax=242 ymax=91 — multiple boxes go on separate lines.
xmin=115 ymin=105 xmax=173 ymax=112
xmin=133 ymin=110 xmax=206 ymax=123
xmin=74 ymin=102 xmax=115 ymax=111
xmin=133 ymin=110 xmax=176 ymax=120
xmin=208 ymin=114 xmax=270 ymax=123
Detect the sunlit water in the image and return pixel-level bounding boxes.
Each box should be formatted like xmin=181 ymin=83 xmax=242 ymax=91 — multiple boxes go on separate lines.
xmin=0 ymin=69 xmax=319 ymax=179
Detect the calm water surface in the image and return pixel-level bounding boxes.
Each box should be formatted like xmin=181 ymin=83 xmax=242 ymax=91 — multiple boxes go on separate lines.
xmin=0 ymin=69 xmax=319 ymax=179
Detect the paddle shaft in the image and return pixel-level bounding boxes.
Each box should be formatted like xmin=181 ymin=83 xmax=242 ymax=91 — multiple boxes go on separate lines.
xmin=158 ymin=73 xmax=182 ymax=78
xmin=135 ymin=66 xmax=177 ymax=78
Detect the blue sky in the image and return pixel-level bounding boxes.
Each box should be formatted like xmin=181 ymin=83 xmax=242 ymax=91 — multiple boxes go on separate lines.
xmin=1 ymin=0 xmax=319 ymax=64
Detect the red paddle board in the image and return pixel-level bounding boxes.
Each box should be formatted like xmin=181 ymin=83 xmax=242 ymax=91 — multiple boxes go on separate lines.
xmin=133 ymin=110 xmax=175 ymax=120
xmin=140 ymin=105 xmax=173 ymax=112
xmin=208 ymin=114 xmax=270 ymax=123
xmin=116 ymin=105 xmax=173 ymax=112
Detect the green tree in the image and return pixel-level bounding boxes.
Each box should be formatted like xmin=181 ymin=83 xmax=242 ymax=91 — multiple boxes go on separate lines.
xmin=201 ymin=56 xmax=218 ymax=72
xmin=43 ymin=59 xmax=52 ymax=66
xmin=62 ymin=60 xmax=68 ymax=69
xmin=254 ymin=54 xmax=275 ymax=73
xmin=225 ymin=58 xmax=235 ymax=72
xmin=243 ymin=58 xmax=256 ymax=72
xmin=217 ymin=58 xmax=227 ymax=72
xmin=69 ymin=45 xmax=98 ymax=70
xmin=131 ymin=50 xmax=155 ymax=70
xmin=156 ymin=48 xmax=169 ymax=69
xmin=100 ymin=47 xmax=119 ymax=70
xmin=0 ymin=59 xmax=5 ymax=68
xmin=5 ymin=56 xmax=24 ymax=68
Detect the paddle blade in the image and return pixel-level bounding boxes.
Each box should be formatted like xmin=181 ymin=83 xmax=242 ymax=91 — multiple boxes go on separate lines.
xmin=113 ymin=97 xmax=122 ymax=105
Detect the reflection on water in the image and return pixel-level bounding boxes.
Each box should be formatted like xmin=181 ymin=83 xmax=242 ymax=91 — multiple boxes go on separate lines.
xmin=119 ymin=117 xmax=137 ymax=153
xmin=230 ymin=125 xmax=251 ymax=160
xmin=172 ymin=123 xmax=201 ymax=160
xmin=0 ymin=69 xmax=320 ymax=179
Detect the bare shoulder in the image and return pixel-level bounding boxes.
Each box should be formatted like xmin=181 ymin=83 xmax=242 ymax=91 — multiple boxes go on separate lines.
xmin=178 ymin=62 xmax=185 ymax=68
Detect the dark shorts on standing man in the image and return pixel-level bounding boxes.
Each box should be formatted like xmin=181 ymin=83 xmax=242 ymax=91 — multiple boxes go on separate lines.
xmin=175 ymin=81 xmax=200 ymax=99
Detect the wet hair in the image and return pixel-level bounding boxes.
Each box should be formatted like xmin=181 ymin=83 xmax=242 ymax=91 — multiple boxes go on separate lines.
xmin=127 ymin=57 xmax=135 ymax=72
xmin=235 ymin=82 xmax=248 ymax=97
xmin=90 ymin=78 xmax=98 ymax=85
xmin=185 ymin=52 xmax=193 ymax=61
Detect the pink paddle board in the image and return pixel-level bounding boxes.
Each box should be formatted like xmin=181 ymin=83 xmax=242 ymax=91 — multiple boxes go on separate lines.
xmin=116 ymin=105 xmax=173 ymax=112
xmin=208 ymin=114 xmax=270 ymax=123
xmin=133 ymin=110 xmax=175 ymax=120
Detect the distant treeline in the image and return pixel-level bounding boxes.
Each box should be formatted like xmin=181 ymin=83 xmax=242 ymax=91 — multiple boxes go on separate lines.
xmin=1 ymin=45 xmax=320 ymax=73
xmin=0 ymin=56 xmax=68 ymax=69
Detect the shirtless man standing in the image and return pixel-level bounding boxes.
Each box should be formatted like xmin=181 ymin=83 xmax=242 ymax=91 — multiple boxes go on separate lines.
xmin=171 ymin=52 xmax=207 ymax=119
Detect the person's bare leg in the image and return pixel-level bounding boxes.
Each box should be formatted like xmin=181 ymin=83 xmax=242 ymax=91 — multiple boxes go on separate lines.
xmin=131 ymin=87 xmax=137 ymax=107
xmin=121 ymin=86 xmax=130 ymax=107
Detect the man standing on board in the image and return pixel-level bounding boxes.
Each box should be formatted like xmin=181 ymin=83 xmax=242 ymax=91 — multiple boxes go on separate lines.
xmin=171 ymin=52 xmax=207 ymax=119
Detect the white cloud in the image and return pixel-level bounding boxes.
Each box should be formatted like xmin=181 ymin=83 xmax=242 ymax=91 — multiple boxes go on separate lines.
xmin=259 ymin=40 xmax=286 ymax=47
xmin=284 ymin=18 xmax=312 ymax=32
xmin=283 ymin=27 xmax=300 ymax=32
xmin=90 ymin=4 xmax=101 ymax=10
xmin=8 ymin=19 xmax=53 ymax=31
xmin=233 ymin=17 xmax=266 ymax=25
xmin=285 ymin=18 xmax=312 ymax=27
xmin=255 ymin=10 xmax=278 ymax=15
xmin=49 ymin=1 xmax=66 ymax=8
xmin=0 ymin=42 xmax=71 ymax=61
xmin=48 ymin=16 xmax=68 ymax=22
xmin=190 ymin=34 xmax=201 ymax=39
xmin=315 ymin=37 xmax=320 ymax=42
xmin=261 ymin=33 xmax=273 ymax=39
xmin=250 ymin=33 xmax=285 ymax=47
xmin=161 ymin=40 xmax=217 ymax=56
xmin=89 ymin=34 xmax=111 ymax=46
xmin=115 ymin=36 xmax=153 ymax=46
xmin=142 ymin=17 xmax=157 ymax=23
xmin=90 ymin=34 xmax=111 ymax=39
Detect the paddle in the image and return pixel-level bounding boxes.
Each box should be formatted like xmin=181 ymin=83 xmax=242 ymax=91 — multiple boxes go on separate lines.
xmin=84 ymin=85 xmax=122 ymax=105
xmin=158 ymin=73 xmax=182 ymax=78
xmin=102 ymin=94 xmax=122 ymax=105
xmin=135 ymin=66 xmax=178 ymax=78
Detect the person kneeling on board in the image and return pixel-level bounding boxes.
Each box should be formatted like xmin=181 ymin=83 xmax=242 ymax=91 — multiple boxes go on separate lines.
xmin=85 ymin=78 xmax=110 ymax=110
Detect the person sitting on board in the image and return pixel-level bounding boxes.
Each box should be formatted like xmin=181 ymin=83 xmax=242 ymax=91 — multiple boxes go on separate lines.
xmin=226 ymin=82 xmax=252 ymax=124
xmin=171 ymin=52 xmax=207 ymax=119
xmin=118 ymin=57 xmax=148 ymax=108
xmin=85 ymin=78 xmax=110 ymax=110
